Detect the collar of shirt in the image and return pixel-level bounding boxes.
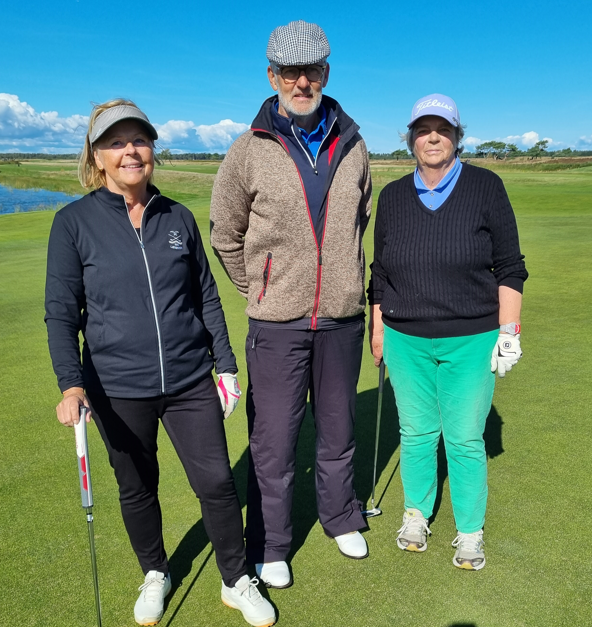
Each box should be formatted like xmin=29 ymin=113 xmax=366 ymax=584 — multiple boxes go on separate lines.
xmin=414 ymin=156 xmax=462 ymax=211
xmin=298 ymin=104 xmax=327 ymax=145
xmin=414 ymin=156 xmax=462 ymax=193
xmin=272 ymin=100 xmax=328 ymax=158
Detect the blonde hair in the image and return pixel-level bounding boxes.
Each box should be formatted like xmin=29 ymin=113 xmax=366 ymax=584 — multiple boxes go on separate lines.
xmin=78 ymin=98 xmax=158 ymax=189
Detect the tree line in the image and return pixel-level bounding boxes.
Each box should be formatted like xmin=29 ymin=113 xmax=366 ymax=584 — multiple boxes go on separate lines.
xmin=158 ymin=150 xmax=224 ymax=162
xmin=368 ymin=145 xmax=592 ymax=160
xmin=3 ymin=147 xmax=592 ymax=163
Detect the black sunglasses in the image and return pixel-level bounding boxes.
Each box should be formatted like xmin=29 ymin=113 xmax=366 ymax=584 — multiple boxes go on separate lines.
xmin=277 ymin=65 xmax=326 ymax=83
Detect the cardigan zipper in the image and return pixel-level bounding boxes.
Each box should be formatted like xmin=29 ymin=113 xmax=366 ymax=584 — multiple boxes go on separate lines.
xmin=127 ymin=195 xmax=166 ymax=394
xmin=290 ymin=117 xmax=338 ymax=175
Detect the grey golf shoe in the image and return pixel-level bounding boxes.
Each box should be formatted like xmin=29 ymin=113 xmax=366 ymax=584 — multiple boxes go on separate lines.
xmin=452 ymin=530 xmax=486 ymax=570
xmin=221 ymin=575 xmax=276 ymax=626
xmin=396 ymin=508 xmax=432 ymax=552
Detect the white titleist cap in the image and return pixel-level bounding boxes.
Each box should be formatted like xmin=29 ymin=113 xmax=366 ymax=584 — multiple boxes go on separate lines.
xmin=408 ymin=93 xmax=460 ymax=128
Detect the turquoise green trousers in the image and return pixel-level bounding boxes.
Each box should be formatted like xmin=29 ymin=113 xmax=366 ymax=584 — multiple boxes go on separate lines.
xmin=383 ymin=327 xmax=498 ymax=533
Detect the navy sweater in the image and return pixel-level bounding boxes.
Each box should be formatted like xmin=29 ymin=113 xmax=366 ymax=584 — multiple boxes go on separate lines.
xmin=45 ymin=186 xmax=237 ymax=398
xmin=369 ymin=164 xmax=528 ymax=338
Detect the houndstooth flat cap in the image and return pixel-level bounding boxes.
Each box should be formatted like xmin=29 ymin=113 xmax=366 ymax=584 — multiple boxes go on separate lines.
xmin=266 ymin=20 xmax=330 ymax=66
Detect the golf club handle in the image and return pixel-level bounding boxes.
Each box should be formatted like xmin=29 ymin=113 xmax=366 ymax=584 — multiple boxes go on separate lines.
xmin=74 ymin=406 xmax=94 ymax=508
xmin=378 ymin=360 xmax=385 ymax=395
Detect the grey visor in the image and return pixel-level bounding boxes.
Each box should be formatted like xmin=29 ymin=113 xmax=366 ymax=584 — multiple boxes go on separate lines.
xmin=89 ymin=105 xmax=158 ymax=144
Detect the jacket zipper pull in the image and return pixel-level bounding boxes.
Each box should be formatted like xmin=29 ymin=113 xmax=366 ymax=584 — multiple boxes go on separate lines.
xmin=319 ymin=253 xmax=323 ymax=265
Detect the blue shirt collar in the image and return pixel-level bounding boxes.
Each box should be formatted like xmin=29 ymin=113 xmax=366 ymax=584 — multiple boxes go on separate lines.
xmin=414 ymin=156 xmax=462 ymax=192
xmin=272 ymin=100 xmax=327 ymax=144
xmin=298 ymin=105 xmax=327 ymax=144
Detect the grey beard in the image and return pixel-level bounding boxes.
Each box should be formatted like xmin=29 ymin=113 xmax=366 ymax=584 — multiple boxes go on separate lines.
xmin=277 ymin=90 xmax=322 ymax=126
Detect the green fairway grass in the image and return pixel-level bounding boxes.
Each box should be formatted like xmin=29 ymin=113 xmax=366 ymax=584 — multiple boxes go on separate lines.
xmin=1 ymin=160 xmax=590 ymax=627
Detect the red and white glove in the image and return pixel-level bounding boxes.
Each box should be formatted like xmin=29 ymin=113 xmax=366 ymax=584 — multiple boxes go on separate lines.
xmin=217 ymin=373 xmax=241 ymax=419
xmin=491 ymin=334 xmax=522 ymax=378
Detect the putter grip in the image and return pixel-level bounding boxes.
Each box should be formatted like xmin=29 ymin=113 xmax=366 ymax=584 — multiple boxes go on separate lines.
xmin=74 ymin=407 xmax=93 ymax=508
xmin=378 ymin=361 xmax=385 ymax=394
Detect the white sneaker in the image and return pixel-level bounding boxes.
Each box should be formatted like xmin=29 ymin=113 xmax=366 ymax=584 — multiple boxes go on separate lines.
xmin=396 ymin=508 xmax=431 ymax=552
xmin=452 ymin=530 xmax=486 ymax=570
xmin=255 ymin=561 xmax=292 ymax=588
xmin=334 ymin=531 xmax=368 ymax=559
xmin=134 ymin=570 xmax=172 ymax=626
xmin=221 ymin=575 xmax=276 ymax=627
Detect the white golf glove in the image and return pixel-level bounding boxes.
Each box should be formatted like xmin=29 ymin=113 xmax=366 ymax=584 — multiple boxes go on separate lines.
xmin=217 ymin=373 xmax=241 ymax=419
xmin=491 ymin=334 xmax=522 ymax=378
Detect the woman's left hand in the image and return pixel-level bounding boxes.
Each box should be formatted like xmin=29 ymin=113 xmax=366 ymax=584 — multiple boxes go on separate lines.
xmin=491 ymin=334 xmax=522 ymax=377
xmin=369 ymin=304 xmax=385 ymax=367
xmin=217 ymin=373 xmax=241 ymax=419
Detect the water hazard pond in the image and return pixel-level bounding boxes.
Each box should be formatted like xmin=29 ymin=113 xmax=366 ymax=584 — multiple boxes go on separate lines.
xmin=0 ymin=183 xmax=82 ymax=214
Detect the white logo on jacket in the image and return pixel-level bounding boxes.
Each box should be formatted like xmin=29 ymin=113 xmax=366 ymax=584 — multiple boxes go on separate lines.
xmin=169 ymin=231 xmax=183 ymax=250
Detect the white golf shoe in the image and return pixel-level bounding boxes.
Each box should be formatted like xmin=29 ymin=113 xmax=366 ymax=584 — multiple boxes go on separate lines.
xmin=452 ymin=530 xmax=486 ymax=570
xmin=134 ymin=570 xmax=172 ymax=626
xmin=255 ymin=561 xmax=292 ymax=588
xmin=334 ymin=531 xmax=369 ymax=559
xmin=221 ymin=575 xmax=276 ymax=627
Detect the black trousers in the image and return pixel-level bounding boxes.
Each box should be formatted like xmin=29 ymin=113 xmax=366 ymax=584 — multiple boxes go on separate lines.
xmin=88 ymin=376 xmax=247 ymax=587
xmin=245 ymin=320 xmax=366 ymax=564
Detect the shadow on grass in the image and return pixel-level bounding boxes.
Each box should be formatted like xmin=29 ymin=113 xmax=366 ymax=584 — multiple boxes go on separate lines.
xmin=448 ymin=623 xmax=477 ymax=627
xmin=163 ymin=381 xmax=502 ymax=620
xmin=164 ymin=376 xmax=400 ymax=617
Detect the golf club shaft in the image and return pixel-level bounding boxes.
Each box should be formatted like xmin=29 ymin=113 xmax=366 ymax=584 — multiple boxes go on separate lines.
xmin=75 ymin=406 xmax=103 ymax=627
xmin=86 ymin=507 xmax=102 ymax=627
xmin=370 ymin=361 xmax=386 ymax=507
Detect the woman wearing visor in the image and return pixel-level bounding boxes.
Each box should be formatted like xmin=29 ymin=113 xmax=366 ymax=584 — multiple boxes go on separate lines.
xmin=369 ymin=94 xmax=527 ymax=570
xmin=45 ymin=99 xmax=276 ymax=627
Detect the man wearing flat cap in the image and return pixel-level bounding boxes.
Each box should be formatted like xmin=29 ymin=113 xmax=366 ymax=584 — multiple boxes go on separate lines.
xmin=211 ymin=20 xmax=372 ymax=588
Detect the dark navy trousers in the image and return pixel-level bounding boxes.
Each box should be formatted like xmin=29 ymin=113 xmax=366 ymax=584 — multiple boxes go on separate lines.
xmin=244 ymin=320 xmax=366 ymax=563
xmin=88 ymin=376 xmax=247 ymax=587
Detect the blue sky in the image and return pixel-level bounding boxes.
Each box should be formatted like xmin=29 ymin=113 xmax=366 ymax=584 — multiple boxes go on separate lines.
xmin=2 ymin=0 xmax=591 ymax=153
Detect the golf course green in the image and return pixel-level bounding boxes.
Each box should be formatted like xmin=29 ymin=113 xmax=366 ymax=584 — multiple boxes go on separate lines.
xmin=1 ymin=159 xmax=590 ymax=627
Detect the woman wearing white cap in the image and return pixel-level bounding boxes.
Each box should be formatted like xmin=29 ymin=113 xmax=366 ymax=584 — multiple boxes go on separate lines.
xmin=368 ymin=94 xmax=528 ymax=570
xmin=45 ymin=99 xmax=276 ymax=626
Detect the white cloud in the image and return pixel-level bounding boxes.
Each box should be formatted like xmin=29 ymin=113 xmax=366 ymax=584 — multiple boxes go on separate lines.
xmin=464 ymin=131 xmax=565 ymax=151
xmin=0 ymin=93 xmax=88 ymax=151
xmin=154 ymin=119 xmax=196 ymax=143
xmin=516 ymin=131 xmax=539 ymax=147
xmin=575 ymin=135 xmax=592 ymax=150
xmin=154 ymin=118 xmax=249 ymax=151
xmin=464 ymin=136 xmax=482 ymax=147
xmin=502 ymin=132 xmax=564 ymax=149
xmin=0 ymin=93 xmax=249 ymax=153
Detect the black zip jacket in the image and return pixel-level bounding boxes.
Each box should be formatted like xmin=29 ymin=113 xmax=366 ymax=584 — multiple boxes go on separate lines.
xmin=45 ymin=185 xmax=237 ymax=398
